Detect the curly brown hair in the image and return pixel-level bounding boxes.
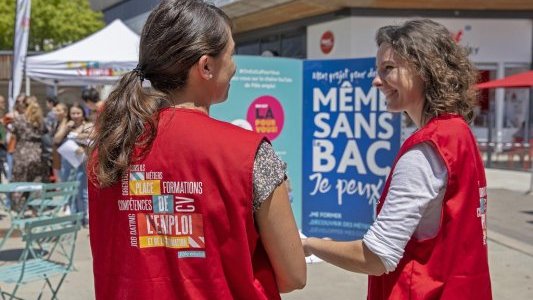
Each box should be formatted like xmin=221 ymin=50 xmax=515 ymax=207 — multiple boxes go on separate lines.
xmin=375 ymin=19 xmax=479 ymax=125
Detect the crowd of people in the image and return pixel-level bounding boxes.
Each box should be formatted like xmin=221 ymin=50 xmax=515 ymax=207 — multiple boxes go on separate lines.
xmin=0 ymin=88 xmax=100 ymax=227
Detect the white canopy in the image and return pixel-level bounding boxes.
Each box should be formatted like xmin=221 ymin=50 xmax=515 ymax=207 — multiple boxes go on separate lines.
xmin=26 ymin=19 xmax=140 ymax=86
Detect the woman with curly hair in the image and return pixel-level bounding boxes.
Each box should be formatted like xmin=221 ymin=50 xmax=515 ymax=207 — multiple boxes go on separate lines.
xmin=302 ymin=19 xmax=492 ymax=299
xmin=12 ymin=100 xmax=46 ymax=183
xmin=9 ymin=99 xmax=46 ymax=211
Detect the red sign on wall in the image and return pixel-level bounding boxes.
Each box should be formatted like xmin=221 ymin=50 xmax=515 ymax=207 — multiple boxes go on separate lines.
xmin=320 ymin=31 xmax=334 ymax=55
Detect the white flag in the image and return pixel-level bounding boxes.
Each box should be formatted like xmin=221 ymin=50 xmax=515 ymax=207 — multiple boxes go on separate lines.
xmin=9 ymin=0 xmax=31 ymax=111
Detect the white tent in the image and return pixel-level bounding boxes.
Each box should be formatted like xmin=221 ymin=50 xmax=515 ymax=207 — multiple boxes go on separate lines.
xmin=26 ymin=19 xmax=140 ymax=86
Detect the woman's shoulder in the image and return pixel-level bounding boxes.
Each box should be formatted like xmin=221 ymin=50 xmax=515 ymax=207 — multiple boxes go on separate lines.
xmin=81 ymin=121 xmax=94 ymax=131
xmin=219 ymin=119 xmax=265 ymax=142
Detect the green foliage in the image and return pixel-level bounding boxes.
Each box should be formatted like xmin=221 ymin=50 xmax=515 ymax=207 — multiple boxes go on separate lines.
xmin=0 ymin=0 xmax=16 ymax=50
xmin=0 ymin=0 xmax=104 ymax=51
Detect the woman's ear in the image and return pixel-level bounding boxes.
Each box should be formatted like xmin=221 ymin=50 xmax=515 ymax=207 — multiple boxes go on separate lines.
xmin=197 ymin=55 xmax=214 ymax=80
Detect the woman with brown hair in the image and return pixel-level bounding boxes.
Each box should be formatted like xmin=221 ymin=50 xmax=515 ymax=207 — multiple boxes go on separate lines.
xmin=87 ymin=0 xmax=305 ymax=299
xmin=54 ymin=103 xmax=93 ymax=225
xmin=303 ymin=19 xmax=492 ymax=299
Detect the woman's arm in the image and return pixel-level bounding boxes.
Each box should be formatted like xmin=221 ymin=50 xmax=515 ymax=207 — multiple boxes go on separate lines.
xmin=302 ymin=238 xmax=386 ymax=275
xmin=53 ymin=119 xmax=70 ymax=145
xmin=302 ymin=143 xmax=447 ymax=276
xmin=255 ymin=182 xmax=307 ymax=293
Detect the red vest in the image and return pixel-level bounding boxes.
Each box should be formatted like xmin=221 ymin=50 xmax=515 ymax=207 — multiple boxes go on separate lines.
xmin=89 ymin=108 xmax=280 ymax=300
xmin=368 ymin=115 xmax=492 ymax=300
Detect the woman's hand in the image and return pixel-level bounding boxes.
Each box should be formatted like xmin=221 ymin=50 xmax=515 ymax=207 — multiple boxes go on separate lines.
xmin=54 ymin=119 xmax=72 ymax=145
xmin=302 ymin=237 xmax=331 ymax=257
xmin=301 ymin=238 xmax=313 ymax=257
xmin=66 ymin=120 xmax=75 ymax=130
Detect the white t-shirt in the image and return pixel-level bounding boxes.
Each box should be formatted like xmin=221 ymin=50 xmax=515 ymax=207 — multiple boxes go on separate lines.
xmin=363 ymin=142 xmax=448 ymax=273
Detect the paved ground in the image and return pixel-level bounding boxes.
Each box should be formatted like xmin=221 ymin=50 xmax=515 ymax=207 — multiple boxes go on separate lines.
xmin=0 ymin=168 xmax=532 ymax=299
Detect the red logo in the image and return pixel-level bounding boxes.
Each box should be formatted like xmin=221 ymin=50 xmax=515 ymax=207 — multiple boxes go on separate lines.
xmin=320 ymin=31 xmax=334 ymax=54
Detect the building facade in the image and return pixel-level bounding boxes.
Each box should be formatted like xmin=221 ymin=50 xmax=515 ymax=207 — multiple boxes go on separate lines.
xmin=90 ymin=0 xmax=533 ymax=170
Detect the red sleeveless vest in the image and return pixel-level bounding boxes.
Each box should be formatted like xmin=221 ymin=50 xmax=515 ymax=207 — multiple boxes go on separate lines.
xmin=367 ymin=115 xmax=492 ymax=299
xmin=89 ymin=108 xmax=280 ymax=300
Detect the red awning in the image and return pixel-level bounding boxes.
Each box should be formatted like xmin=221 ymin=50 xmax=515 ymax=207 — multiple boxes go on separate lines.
xmin=476 ymin=70 xmax=533 ymax=89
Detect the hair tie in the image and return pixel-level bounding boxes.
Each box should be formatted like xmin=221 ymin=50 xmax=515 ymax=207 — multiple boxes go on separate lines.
xmin=132 ymin=64 xmax=145 ymax=82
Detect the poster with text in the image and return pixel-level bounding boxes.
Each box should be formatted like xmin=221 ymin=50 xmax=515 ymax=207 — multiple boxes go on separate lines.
xmin=211 ymin=55 xmax=303 ymax=227
xmin=302 ymin=58 xmax=401 ymax=240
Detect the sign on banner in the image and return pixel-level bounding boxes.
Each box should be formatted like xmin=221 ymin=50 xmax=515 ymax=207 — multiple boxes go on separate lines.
xmin=211 ymin=56 xmax=304 ymax=226
xmin=302 ymin=58 xmax=401 ymax=240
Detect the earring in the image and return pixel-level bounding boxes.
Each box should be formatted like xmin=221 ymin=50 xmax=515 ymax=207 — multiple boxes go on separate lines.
xmin=208 ymin=74 xmax=213 ymax=79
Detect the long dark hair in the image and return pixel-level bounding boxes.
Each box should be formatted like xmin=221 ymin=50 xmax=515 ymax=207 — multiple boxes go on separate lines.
xmin=89 ymin=0 xmax=232 ymax=187
xmin=376 ymin=19 xmax=478 ymax=125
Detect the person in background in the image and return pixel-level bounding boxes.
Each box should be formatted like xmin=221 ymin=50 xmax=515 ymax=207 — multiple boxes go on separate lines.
xmin=50 ymin=103 xmax=68 ymax=182
xmin=5 ymin=93 xmax=27 ymax=181
xmin=26 ymin=95 xmax=38 ymax=104
xmin=54 ymin=103 xmax=92 ymax=225
xmin=0 ymin=95 xmax=7 ymax=182
xmin=41 ymin=96 xmax=59 ymax=182
xmin=87 ymin=1 xmax=306 ymax=299
xmin=45 ymin=95 xmax=59 ymax=132
xmin=9 ymin=100 xmax=46 ymax=211
xmin=81 ymin=87 xmax=103 ymax=122
xmin=302 ymin=19 xmax=492 ymax=299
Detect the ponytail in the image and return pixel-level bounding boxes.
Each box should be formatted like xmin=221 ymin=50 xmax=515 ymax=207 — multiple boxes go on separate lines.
xmin=89 ymin=0 xmax=232 ymax=187
xmin=88 ymin=71 xmax=168 ymax=187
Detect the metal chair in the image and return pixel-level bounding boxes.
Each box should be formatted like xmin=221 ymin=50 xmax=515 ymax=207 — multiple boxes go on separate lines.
xmin=0 ymin=213 xmax=83 ymax=300
xmin=25 ymin=181 xmax=80 ymax=217
xmin=0 ymin=182 xmax=79 ymax=251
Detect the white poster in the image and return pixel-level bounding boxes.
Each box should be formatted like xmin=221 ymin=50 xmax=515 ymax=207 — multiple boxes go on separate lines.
xmin=57 ymin=140 xmax=86 ymax=169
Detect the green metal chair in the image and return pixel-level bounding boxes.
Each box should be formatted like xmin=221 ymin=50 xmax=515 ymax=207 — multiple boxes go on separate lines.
xmin=0 ymin=213 xmax=83 ymax=300
xmin=0 ymin=182 xmax=79 ymax=251
xmin=25 ymin=181 xmax=80 ymax=217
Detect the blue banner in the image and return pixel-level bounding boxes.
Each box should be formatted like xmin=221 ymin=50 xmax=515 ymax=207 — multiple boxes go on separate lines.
xmin=211 ymin=55 xmax=303 ymax=227
xmin=302 ymin=58 xmax=401 ymax=240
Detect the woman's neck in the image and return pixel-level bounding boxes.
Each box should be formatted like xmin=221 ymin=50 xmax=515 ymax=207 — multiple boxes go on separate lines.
xmin=406 ymin=99 xmax=426 ymax=128
xmin=169 ymin=87 xmax=210 ymax=115
xmin=172 ymin=102 xmax=209 ymax=114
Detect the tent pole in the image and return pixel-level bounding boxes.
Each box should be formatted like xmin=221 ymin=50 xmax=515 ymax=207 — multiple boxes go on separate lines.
xmin=524 ymin=38 xmax=533 ymax=194
xmin=529 ymin=87 xmax=533 ymax=194
xmin=495 ymin=63 xmax=505 ymax=153
xmin=25 ymin=70 xmax=30 ymax=95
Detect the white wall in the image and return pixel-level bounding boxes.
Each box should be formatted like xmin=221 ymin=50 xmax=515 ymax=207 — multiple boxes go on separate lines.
xmin=307 ymin=18 xmax=354 ymax=59
xmin=307 ymin=16 xmax=532 ymax=64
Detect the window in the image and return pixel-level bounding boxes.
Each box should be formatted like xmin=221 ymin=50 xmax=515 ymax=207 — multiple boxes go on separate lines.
xmin=235 ymin=29 xmax=306 ymax=58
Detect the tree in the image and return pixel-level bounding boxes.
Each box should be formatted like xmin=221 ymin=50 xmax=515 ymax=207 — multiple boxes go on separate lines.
xmin=0 ymin=0 xmax=104 ymax=51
